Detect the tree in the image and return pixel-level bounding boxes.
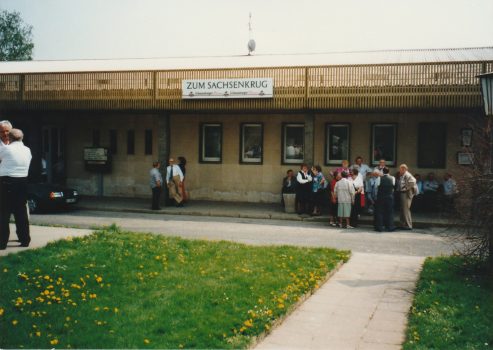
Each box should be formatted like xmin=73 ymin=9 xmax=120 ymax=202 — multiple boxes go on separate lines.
xmin=0 ymin=9 xmax=33 ymax=61
xmin=453 ymin=115 xmax=493 ymax=273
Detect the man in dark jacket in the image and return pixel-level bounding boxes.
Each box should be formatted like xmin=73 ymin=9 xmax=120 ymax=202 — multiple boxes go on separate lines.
xmin=375 ymin=167 xmax=396 ymax=232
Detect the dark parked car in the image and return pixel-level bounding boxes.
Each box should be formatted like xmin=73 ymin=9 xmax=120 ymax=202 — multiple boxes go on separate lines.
xmin=27 ymin=183 xmax=79 ymax=213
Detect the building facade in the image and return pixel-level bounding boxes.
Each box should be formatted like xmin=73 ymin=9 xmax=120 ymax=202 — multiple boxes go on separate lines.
xmin=1 ymin=47 xmax=492 ymax=202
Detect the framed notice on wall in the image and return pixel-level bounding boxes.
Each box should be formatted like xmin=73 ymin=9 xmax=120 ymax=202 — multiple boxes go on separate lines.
xmin=457 ymin=152 xmax=474 ymax=165
xmin=461 ymin=128 xmax=473 ymax=147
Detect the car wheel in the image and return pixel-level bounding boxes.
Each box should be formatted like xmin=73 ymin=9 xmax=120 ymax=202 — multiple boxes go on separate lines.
xmin=27 ymin=198 xmax=38 ymax=214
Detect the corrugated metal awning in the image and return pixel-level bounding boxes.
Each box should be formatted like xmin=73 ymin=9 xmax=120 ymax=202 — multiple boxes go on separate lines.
xmin=0 ymin=46 xmax=492 ymax=74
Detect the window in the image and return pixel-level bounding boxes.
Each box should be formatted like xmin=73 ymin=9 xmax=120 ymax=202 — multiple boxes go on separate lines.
xmin=325 ymin=123 xmax=350 ymax=165
xmin=371 ymin=124 xmax=397 ymax=166
xmin=144 ymin=129 xmax=153 ymax=155
xmin=200 ymin=123 xmax=222 ymax=163
xmin=127 ymin=130 xmax=135 ymax=155
xmin=109 ymin=129 xmax=117 ymax=155
xmin=418 ymin=123 xmax=446 ymax=168
xmin=240 ymin=123 xmax=263 ymax=164
xmin=92 ymin=129 xmax=100 ymax=147
xmin=282 ymin=123 xmax=304 ymax=164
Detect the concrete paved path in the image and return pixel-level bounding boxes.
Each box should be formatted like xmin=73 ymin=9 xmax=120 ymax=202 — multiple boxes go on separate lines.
xmin=0 ymin=224 xmax=93 ymax=257
xmin=255 ymin=252 xmax=423 ymax=350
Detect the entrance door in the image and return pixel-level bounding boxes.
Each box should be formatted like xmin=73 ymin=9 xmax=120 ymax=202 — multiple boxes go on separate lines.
xmin=42 ymin=126 xmax=66 ymax=184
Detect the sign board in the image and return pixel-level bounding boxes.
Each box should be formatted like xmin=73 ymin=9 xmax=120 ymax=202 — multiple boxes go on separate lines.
xmin=84 ymin=147 xmax=111 ymax=172
xmin=182 ymin=78 xmax=273 ymax=99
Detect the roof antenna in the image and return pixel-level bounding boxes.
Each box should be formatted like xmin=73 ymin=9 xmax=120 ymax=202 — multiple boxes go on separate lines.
xmin=247 ymin=12 xmax=256 ymax=55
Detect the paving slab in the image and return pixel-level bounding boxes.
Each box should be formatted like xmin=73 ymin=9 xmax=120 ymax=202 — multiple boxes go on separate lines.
xmin=0 ymin=224 xmax=93 ymax=257
xmin=255 ymin=252 xmax=424 ymax=350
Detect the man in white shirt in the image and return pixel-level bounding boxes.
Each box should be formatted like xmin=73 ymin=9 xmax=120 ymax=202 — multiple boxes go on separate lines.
xmin=166 ymin=157 xmax=184 ymax=207
xmin=0 ymin=129 xmax=32 ymax=249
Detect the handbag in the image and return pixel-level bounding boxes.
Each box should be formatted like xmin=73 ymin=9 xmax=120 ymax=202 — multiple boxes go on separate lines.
xmin=360 ymin=193 xmax=366 ymax=207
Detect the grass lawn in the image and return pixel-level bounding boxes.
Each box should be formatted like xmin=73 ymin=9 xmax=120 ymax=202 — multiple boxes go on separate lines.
xmin=404 ymin=256 xmax=493 ymax=350
xmin=0 ymin=226 xmax=349 ymax=349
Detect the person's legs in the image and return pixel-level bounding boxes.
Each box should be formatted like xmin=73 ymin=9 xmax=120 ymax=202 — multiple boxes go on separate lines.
xmin=172 ymin=176 xmax=183 ymax=204
xmin=384 ymin=196 xmax=395 ymax=231
xmin=10 ymin=180 xmax=30 ymax=246
xmin=0 ymin=184 xmax=10 ymax=249
xmin=151 ymin=187 xmax=161 ymax=209
xmin=400 ymin=193 xmax=413 ymax=229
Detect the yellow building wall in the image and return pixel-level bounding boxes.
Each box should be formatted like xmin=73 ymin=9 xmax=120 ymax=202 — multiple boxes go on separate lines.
xmin=171 ymin=111 xmax=474 ymax=203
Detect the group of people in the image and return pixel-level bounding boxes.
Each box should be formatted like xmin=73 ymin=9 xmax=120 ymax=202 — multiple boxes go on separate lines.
xmin=282 ymin=156 xmax=427 ymax=231
xmin=0 ymin=120 xmax=32 ymax=250
xmin=149 ymin=156 xmax=187 ymax=210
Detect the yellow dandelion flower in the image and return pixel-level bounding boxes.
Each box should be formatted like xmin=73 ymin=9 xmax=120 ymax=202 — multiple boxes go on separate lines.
xmin=66 ymin=316 xmax=71 ymax=321
xmin=3 ymin=268 xmax=8 ymax=272
xmin=89 ymin=293 xmax=97 ymax=299
xmin=144 ymin=339 xmax=150 ymax=344
xmin=114 ymin=307 xmax=119 ymax=313
xmin=35 ymin=331 xmax=41 ymax=337
xmin=95 ymin=276 xmax=103 ymax=283
xmin=12 ymin=320 xmax=18 ymax=326
xmin=44 ymin=275 xmax=50 ymax=280
xmin=50 ymin=339 xmax=58 ymax=345
xmin=0 ymin=308 xmax=4 ymax=316
xmin=243 ymin=319 xmax=253 ymax=328
xmin=277 ymin=303 xmax=285 ymax=309
xmin=94 ymin=307 xmax=100 ymax=311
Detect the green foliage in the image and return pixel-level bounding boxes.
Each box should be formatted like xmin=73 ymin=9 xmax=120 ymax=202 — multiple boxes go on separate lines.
xmin=0 ymin=229 xmax=349 ymax=349
xmin=0 ymin=10 xmax=34 ymax=61
xmin=404 ymin=256 xmax=493 ymax=350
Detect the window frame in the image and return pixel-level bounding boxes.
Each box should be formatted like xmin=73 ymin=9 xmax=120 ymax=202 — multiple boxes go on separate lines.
xmin=109 ymin=129 xmax=117 ymax=155
xmin=239 ymin=123 xmax=263 ymax=165
xmin=325 ymin=123 xmax=351 ymax=166
xmin=144 ymin=129 xmax=153 ymax=155
xmin=281 ymin=123 xmax=305 ymax=165
xmin=417 ymin=122 xmax=447 ymax=168
xmin=127 ymin=129 xmax=135 ymax=155
xmin=370 ymin=123 xmax=398 ymax=166
xmin=199 ymin=123 xmax=222 ymax=163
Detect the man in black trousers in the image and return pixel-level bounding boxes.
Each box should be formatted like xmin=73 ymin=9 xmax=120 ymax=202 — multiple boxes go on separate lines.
xmin=375 ymin=167 xmax=396 ymax=232
xmin=0 ymin=128 xmax=32 ymax=249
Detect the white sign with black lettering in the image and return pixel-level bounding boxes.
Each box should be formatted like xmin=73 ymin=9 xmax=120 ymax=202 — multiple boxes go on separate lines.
xmin=182 ymin=78 xmax=273 ymax=99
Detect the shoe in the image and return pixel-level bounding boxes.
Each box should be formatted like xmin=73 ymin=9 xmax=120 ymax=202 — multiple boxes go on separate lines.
xmin=19 ymin=243 xmax=29 ymax=247
xmin=329 ymin=222 xmax=336 ymax=227
xmin=346 ymin=225 xmax=355 ymax=229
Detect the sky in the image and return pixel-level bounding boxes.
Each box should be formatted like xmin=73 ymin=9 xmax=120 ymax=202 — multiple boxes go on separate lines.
xmin=1 ymin=0 xmax=492 ymax=61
